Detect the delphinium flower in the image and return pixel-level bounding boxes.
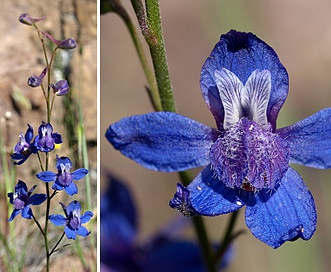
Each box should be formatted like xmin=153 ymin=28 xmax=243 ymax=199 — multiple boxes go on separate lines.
xmin=11 ymin=124 xmax=38 ymax=165
xmin=50 ymin=79 xmax=70 ymax=96
xmin=106 ymin=30 xmax=331 ymax=248
xmin=34 ymin=122 xmax=62 ymax=152
xmin=27 ymin=66 xmax=48 ymax=87
xmin=101 ymin=173 xmax=233 ymax=272
xmin=36 ymin=155 xmax=88 ymax=195
xmin=49 ymin=200 xmax=93 ymax=239
xmin=8 ymin=180 xmax=46 ymax=221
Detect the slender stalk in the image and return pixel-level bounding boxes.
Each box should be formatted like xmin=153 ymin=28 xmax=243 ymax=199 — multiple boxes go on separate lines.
xmin=143 ymin=0 xmax=175 ymax=112
xmin=49 ymin=232 xmax=65 ymax=256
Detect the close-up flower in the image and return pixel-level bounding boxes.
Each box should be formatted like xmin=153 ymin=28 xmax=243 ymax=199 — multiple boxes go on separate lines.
xmin=7 ymin=180 xmax=46 ymax=222
xmin=11 ymin=124 xmax=38 ymax=165
xmin=34 ymin=122 xmax=62 ymax=152
xmin=106 ymin=30 xmax=331 ymax=248
xmin=36 ymin=155 xmax=88 ymax=195
xmin=101 ymin=173 xmax=233 ymax=272
xmin=49 ymin=200 xmax=93 ymax=240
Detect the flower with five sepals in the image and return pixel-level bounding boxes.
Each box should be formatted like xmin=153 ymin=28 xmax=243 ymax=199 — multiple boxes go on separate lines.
xmin=34 ymin=122 xmax=62 ymax=152
xmin=49 ymin=200 xmax=93 ymax=240
xmin=106 ymin=30 xmax=331 ymax=248
xmin=36 ymin=155 xmax=88 ymax=195
xmin=8 ymin=180 xmax=47 ymax=222
xmin=11 ymin=124 xmax=38 ymax=165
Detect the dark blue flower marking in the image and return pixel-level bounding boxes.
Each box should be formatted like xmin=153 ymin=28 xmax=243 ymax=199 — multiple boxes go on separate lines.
xmin=106 ymin=30 xmax=331 ymax=248
xmin=36 ymin=155 xmax=88 ymax=195
xmin=101 ymin=173 xmax=233 ymax=272
xmin=11 ymin=124 xmax=38 ymax=165
xmin=49 ymin=200 xmax=93 ymax=240
xmin=34 ymin=122 xmax=62 ymax=152
xmin=8 ymin=180 xmax=46 ymax=221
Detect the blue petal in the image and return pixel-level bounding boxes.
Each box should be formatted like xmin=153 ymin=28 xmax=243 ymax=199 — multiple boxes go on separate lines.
xmin=8 ymin=209 xmax=21 ymax=222
xmin=169 ymin=183 xmax=197 ymax=216
xmin=16 ymin=180 xmax=28 ymax=195
xmin=277 ymin=108 xmax=331 ymax=169
xmin=245 ymin=167 xmax=316 ymax=248
xmin=56 ymin=156 xmax=72 ymax=169
xmin=29 ymin=193 xmax=47 ymax=205
xmin=106 ymin=112 xmax=219 ymax=171
xmin=52 ymin=132 xmax=62 ymax=144
xmin=200 ymin=30 xmax=288 ymax=130
xmin=67 ymin=200 xmax=81 ymax=215
xmin=52 ymin=182 xmax=64 ymax=191
xmin=49 ymin=214 xmax=68 ymax=226
xmin=81 ymin=211 xmax=94 ymax=224
xmin=21 ymin=205 xmax=33 ymax=219
xmin=187 ymin=166 xmax=248 ymax=216
xmin=25 ymin=124 xmax=34 ymax=143
xmin=36 ymin=171 xmax=57 ymax=182
xmin=71 ymin=168 xmax=88 ymax=180
xmin=65 ymin=226 xmax=77 ymax=239
xmin=65 ymin=182 xmax=78 ymax=195
xmin=76 ymin=226 xmax=90 ymax=237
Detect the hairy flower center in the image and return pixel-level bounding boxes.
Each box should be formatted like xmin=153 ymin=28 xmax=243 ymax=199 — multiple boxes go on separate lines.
xmin=13 ymin=193 xmax=25 ymax=210
xmin=58 ymin=163 xmax=73 ymax=186
xmin=210 ymin=118 xmax=289 ymax=191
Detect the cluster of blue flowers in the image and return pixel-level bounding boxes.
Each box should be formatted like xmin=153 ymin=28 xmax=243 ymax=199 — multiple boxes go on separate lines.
xmin=7 ymin=13 xmax=93 ymax=242
xmin=107 ymin=30 xmax=331 ymax=249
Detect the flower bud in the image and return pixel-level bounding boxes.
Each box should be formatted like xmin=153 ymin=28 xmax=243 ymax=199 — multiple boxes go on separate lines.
xmin=42 ymin=31 xmax=77 ymax=49
xmin=27 ymin=67 xmax=48 ymax=88
xmin=18 ymin=13 xmax=46 ymax=26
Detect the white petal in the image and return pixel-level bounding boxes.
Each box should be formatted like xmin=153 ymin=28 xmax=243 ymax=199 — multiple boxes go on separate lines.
xmin=215 ymin=68 xmax=244 ymax=129
xmin=241 ymin=70 xmax=271 ymax=130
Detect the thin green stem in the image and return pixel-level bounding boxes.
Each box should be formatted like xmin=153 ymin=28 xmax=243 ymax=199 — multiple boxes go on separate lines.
xmin=144 ymin=0 xmax=175 ymax=112
xmin=32 ymin=213 xmax=45 ymax=236
xmin=215 ymin=211 xmax=243 ymax=266
xmin=49 ymin=232 xmax=65 ymax=256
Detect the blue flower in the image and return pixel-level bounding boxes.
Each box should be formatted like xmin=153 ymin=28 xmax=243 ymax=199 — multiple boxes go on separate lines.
xmin=8 ymin=180 xmax=46 ymax=221
xmin=34 ymin=122 xmax=62 ymax=152
xmin=106 ymin=30 xmax=331 ymax=248
xmin=36 ymin=156 xmax=88 ymax=195
xmin=27 ymin=67 xmax=48 ymax=87
xmin=101 ymin=173 xmax=233 ymax=272
xmin=42 ymin=31 xmax=77 ymax=50
xmin=11 ymin=124 xmax=38 ymax=165
xmin=50 ymin=80 xmax=70 ymax=96
xmin=49 ymin=200 xmax=93 ymax=240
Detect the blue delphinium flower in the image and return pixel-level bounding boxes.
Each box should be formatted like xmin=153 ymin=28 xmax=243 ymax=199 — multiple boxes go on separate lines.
xmin=50 ymin=79 xmax=70 ymax=96
xmin=49 ymin=200 xmax=93 ymax=240
xmin=36 ymin=155 xmax=88 ymax=195
xmin=106 ymin=30 xmax=331 ymax=248
xmin=11 ymin=124 xmax=38 ymax=165
xmin=8 ymin=180 xmax=47 ymax=221
xmin=27 ymin=67 xmax=48 ymax=87
xmin=101 ymin=173 xmax=233 ymax=272
xmin=34 ymin=122 xmax=62 ymax=152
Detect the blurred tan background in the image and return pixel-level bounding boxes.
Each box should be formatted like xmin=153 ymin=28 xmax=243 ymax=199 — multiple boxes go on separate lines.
xmin=101 ymin=1 xmax=331 ymax=271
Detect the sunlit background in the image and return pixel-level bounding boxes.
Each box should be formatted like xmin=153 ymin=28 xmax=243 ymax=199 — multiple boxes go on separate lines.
xmin=101 ymin=1 xmax=331 ymax=271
